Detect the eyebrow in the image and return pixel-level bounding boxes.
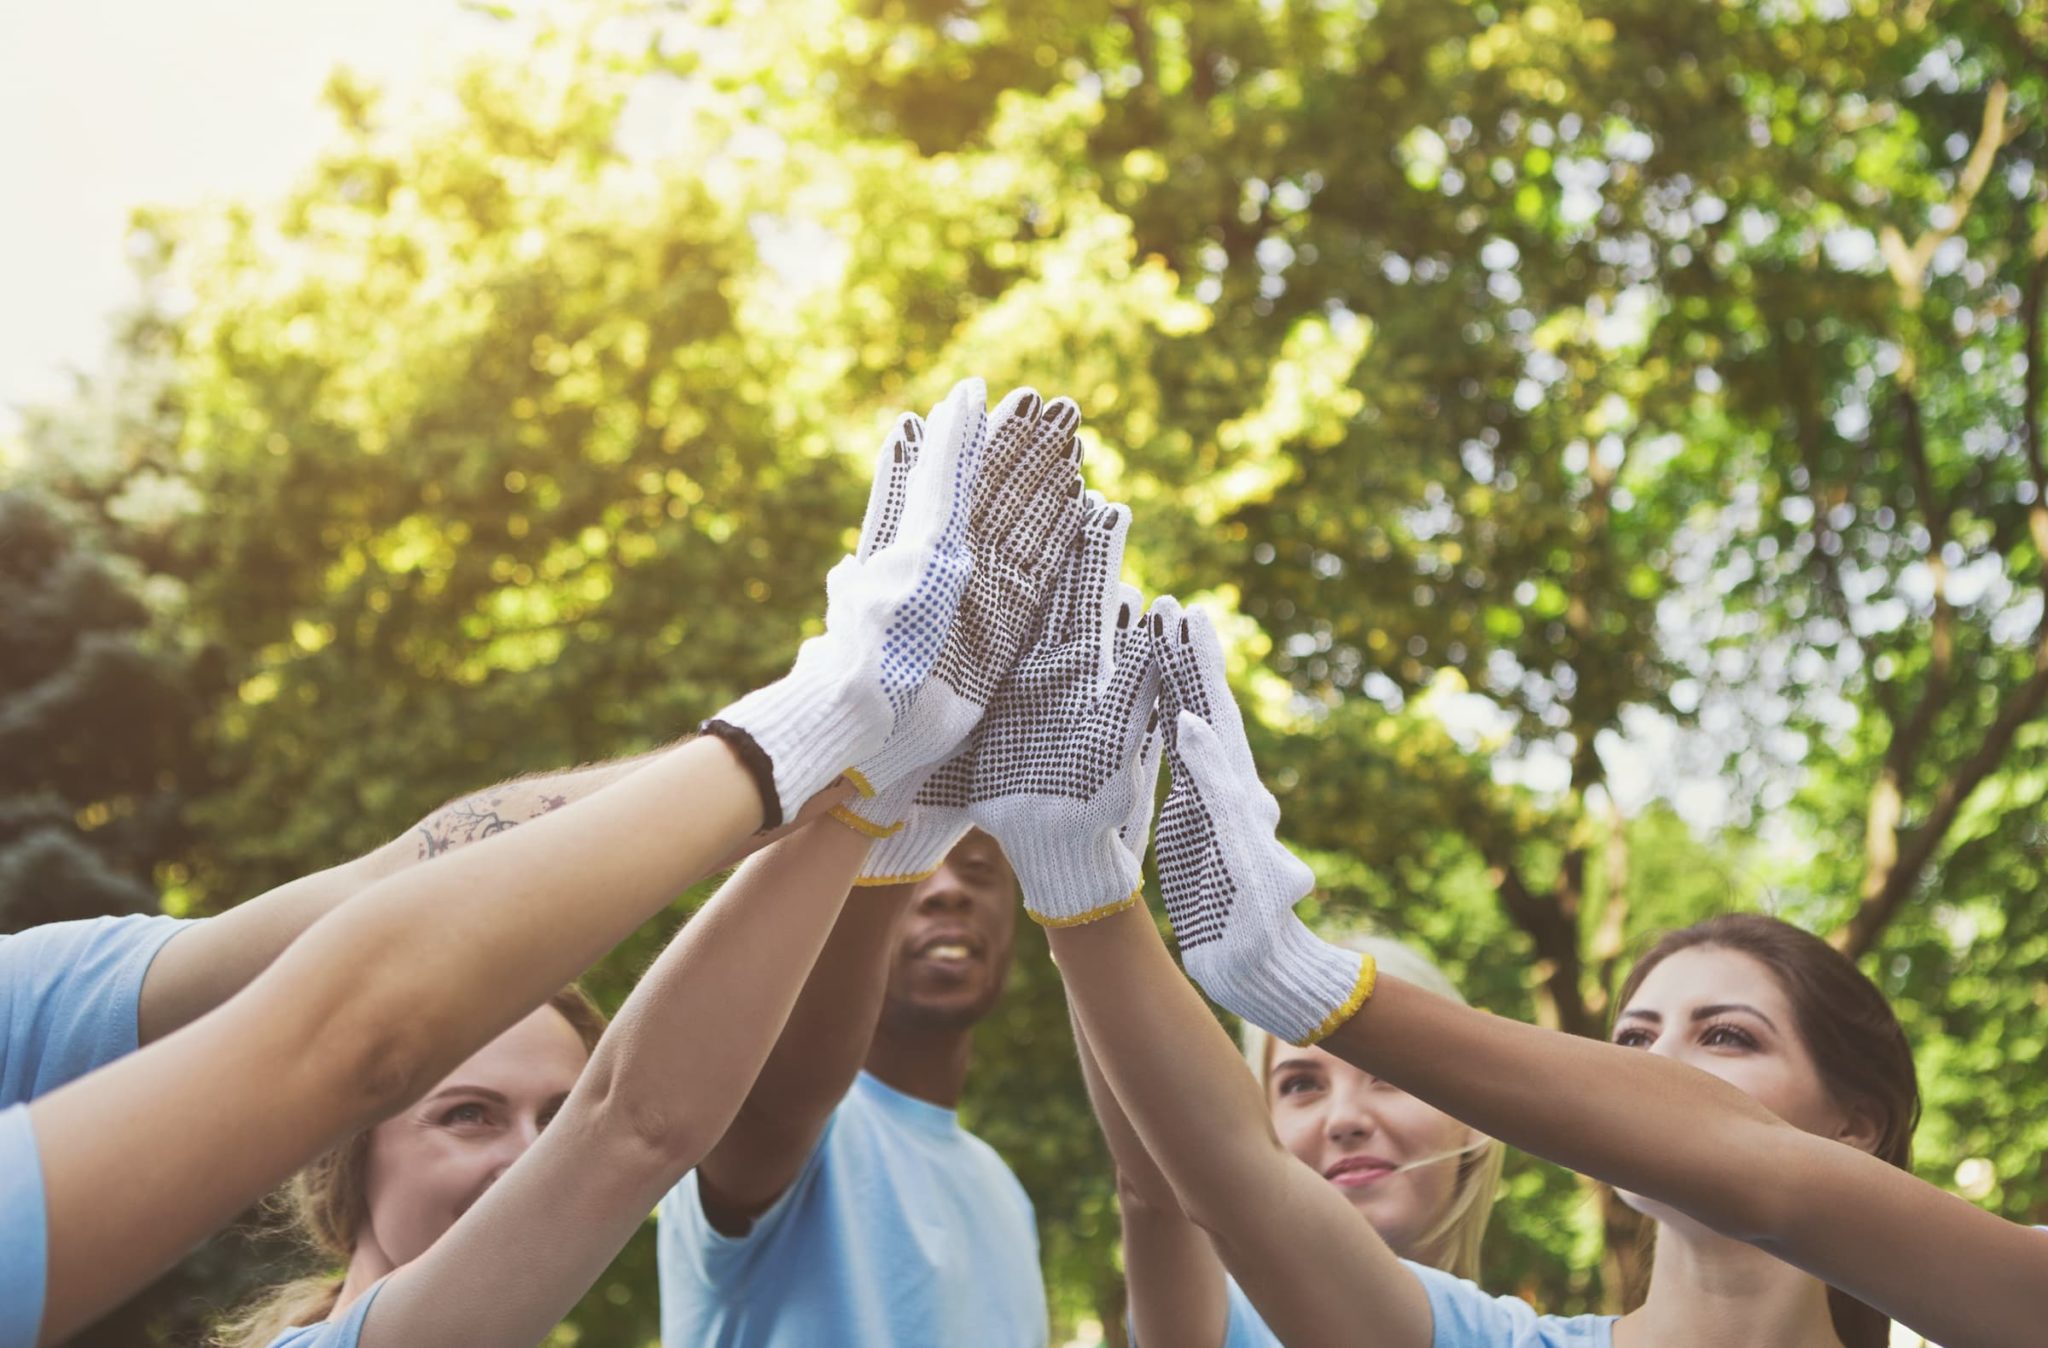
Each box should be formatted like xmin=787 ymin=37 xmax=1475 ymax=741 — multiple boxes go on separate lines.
xmin=1617 ymin=1003 xmax=1779 ymax=1032
xmin=425 ymin=1085 xmax=509 ymax=1106
xmin=1269 ymin=1054 xmax=1323 ymax=1073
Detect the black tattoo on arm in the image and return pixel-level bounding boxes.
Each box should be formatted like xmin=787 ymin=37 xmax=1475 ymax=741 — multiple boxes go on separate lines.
xmin=414 ymin=790 xmax=573 ymax=860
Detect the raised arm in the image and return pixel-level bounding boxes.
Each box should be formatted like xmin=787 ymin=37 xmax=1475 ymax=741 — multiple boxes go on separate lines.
xmin=138 ymin=751 xmax=664 ymax=1043
xmin=21 ymin=383 xmax=988 ymax=1347
xmin=1065 ymin=999 xmax=1232 ymax=1348
xmin=1050 ymin=905 xmax=1427 ymax=1348
xmin=356 ymin=817 xmax=874 ymax=1344
xmin=31 ymin=736 xmax=775 ymax=1344
xmin=691 ymin=865 xmax=917 ymax=1229
xmin=695 ymin=381 xmax=1091 ymax=1229
xmin=1319 ymin=974 xmax=2048 ymax=1348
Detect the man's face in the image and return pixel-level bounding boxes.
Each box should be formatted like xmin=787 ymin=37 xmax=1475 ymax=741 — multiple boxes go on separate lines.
xmin=880 ymin=829 xmax=1019 ymax=1034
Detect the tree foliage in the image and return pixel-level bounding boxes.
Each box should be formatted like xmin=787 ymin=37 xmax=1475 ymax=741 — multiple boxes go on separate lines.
xmin=8 ymin=0 xmax=2047 ymax=1340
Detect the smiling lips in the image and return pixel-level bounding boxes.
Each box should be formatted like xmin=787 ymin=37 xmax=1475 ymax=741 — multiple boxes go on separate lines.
xmin=913 ymin=929 xmax=983 ymax=968
xmin=1323 ymin=1155 xmax=1397 ymax=1188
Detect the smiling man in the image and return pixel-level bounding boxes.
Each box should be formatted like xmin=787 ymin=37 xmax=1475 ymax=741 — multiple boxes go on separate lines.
xmin=656 ymin=826 xmax=1045 ymax=1347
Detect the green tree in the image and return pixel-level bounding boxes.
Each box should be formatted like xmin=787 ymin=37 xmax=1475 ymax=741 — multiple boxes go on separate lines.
xmin=21 ymin=0 xmax=2048 ymax=1338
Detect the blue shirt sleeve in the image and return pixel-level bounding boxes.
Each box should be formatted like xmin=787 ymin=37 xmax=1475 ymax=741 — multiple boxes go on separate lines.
xmin=264 ymin=1279 xmax=386 ymax=1348
xmin=0 ymin=1105 xmax=47 ymax=1348
xmin=0 ymin=915 xmax=191 ymax=1107
xmin=1127 ymin=1275 xmax=1283 ymax=1348
xmin=1407 ymin=1261 xmax=1616 ymax=1347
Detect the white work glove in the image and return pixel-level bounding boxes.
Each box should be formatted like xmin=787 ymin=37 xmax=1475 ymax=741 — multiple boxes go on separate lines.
xmin=1149 ymin=596 xmax=1374 ymax=1045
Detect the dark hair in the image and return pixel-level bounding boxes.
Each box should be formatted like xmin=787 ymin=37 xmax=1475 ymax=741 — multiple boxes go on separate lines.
xmin=1615 ymin=914 xmax=1919 ymax=1348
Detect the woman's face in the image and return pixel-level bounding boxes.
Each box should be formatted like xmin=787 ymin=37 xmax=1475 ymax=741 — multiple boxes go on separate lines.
xmin=357 ymin=1005 xmax=591 ymax=1268
xmin=1266 ymin=1040 xmax=1476 ymax=1259
xmin=1610 ymin=945 xmax=1870 ymax=1223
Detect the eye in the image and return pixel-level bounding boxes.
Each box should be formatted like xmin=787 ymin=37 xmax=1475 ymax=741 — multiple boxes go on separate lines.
xmin=438 ymin=1102 xmax=490 ymax=1127
xmin=1700 ymin=1022 xmax=1759 ymax=1051
xmin=537 ymin=1100 xmax=567 ymax=1130
xmin=1274 ymin=1073 xmax=1323 ymax=1097
xmin=1613 ymin=1027 xmax=1655 ymax=1049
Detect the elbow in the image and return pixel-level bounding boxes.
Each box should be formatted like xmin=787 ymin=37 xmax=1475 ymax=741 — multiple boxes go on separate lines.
xmin=1115 ymin=1168 xmax=1188 ymax=1223
xmin=574 ymin=1061 xmax=724 ymax=1181
xmin=1171 ymin=1135 xmax=1291 ymax=1243
xmin=304 ymin=996 xmax=453 ymax=1123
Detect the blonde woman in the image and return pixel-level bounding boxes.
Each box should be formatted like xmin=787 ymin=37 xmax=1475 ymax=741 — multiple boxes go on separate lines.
xmin=1069 ymin=933 xmax=1503 ymax=1346
xmin=209 ymin=816 xmax=876 ymax=1346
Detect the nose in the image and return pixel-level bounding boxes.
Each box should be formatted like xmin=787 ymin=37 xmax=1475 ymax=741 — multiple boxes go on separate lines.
xmin=1323 ymin=1080 xmax=1384 ymax=1145
xmin=916 ymin=876 xmax=975 ymax=915
xmin=485 ymin=1121 xmax=543 ymax=1185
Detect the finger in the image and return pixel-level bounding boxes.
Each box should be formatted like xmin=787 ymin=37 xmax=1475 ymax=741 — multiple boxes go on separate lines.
xmin=977 ymin=395 xmax=1080 ymax=544
xmin=1015 ymin=431 xmax=1089 ymax=574
xmin=1109 ymin=582 xmax=1146 ymax=665
xmin=975 ymin=385 xmax=1049 ymax=497
xmin=1174 ymin=606 xmax=1262 ymax=780
xmin=895 ymin=379 xmax=987 ymax=551
xmin=1059 ymin=498 xmax=1131 ymax=653
xmin=1146 ymin=594 xmax=1188 ymax=759
xmin=1100 ymin=609 xmax=1161 ymax=768
xmin=856 ymin=413 xmax=923 ymax=560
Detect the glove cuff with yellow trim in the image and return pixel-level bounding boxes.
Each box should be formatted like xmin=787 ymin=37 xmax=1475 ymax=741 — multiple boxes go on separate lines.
xmin=831 ymin=754 xmax=973 ymax=885
xmin=1006 ymin=825 xmax=1146 ymax=927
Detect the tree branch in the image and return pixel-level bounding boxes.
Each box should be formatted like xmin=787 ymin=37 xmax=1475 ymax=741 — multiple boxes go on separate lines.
xmin=1879 ymin=384 xmax=1954 ymax=790
xmin=1835 ymin=632 xmax=2048 ymax=957
xmin=1472 ymin=828 xmax=1599 ymax=1039
xmin=1878 ymin=81 xmax=2012 ymax=306
xmin=2019 ymin=231 xmax=2048 ymax=603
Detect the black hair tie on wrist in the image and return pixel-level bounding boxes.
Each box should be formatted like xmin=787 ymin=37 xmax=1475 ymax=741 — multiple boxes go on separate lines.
xmin=699 ymin=718 xmax=783 ymax=831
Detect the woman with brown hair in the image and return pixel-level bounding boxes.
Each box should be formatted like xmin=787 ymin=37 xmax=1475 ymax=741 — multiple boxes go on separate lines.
xmin=1076 ymin=595 xmax=2044 ymax=1348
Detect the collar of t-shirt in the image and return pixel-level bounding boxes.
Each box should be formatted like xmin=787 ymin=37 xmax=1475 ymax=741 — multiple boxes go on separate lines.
xmin=852 ymin=1070 xmax=961 ymax=1140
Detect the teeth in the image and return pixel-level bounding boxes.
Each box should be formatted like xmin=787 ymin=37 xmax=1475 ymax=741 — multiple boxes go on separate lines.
xmin=926 ymin=943 xmax=971 ymax=960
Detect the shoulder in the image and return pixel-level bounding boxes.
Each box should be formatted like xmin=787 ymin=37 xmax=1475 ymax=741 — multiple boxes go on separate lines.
xmin=266 ymin=1279 xmax=386 ymax=1348
xmin=0 ymin=914 xmax=191 ymax=1102
xmin=0 ymin=914 xmax=186 ymax=978
xmin=956 ymin=1124 xmax=1035 ymax=1220
xmin=1404 ymin=1262 xmax=1615 ymax=1347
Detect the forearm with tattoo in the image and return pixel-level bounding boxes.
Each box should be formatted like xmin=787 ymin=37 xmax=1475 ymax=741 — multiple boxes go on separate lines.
xmin=415 ymin=790 xmax=573 ymax=860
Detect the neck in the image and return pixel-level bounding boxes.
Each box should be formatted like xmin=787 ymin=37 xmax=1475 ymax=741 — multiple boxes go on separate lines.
xmin=332 ymin=1241 xmax=396 ymax=1319
xmin=1621 ymin=1219 xmax=1843 ymax=1348
xmin=863 ymin=1019 xmax=975 ymax=1108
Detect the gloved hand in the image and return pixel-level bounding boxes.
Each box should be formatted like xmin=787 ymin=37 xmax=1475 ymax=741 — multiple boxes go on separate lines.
xmin=1149 ymin=596 xmax=1375 ymax=1045
xmin=703 ymin=381 xmax=983 ymax=826
xmin=830 ymin=382 xmax=1088 ymax=866
xmin=964 ymin=496 xmax=1162 ymax=926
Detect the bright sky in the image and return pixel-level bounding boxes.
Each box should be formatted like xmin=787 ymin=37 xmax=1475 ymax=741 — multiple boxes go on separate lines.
xmin=0 ymin=0 xmax=504 ymax=433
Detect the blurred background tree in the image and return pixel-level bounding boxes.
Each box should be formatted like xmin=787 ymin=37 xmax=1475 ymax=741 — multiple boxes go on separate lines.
xmin=4 ymin=0 xmax=2044 ymax=1342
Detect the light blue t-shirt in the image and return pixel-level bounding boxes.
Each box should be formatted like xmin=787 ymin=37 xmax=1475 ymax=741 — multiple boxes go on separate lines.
xmin=264 ymin=1279 xmax=386 ymax=1348
xmin=1 ymin=1105 xmax=47 ymax=1348
xmin=0 ymin=914 xmax=188 ymax=1348
xmin=658 ymin=1070 xmax=1047 ymax=1348
xmin=0 ymin=914 xmax=190 ymax=1107
xmin=1139 ymin=1269 xmax=1613 ymax=1348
